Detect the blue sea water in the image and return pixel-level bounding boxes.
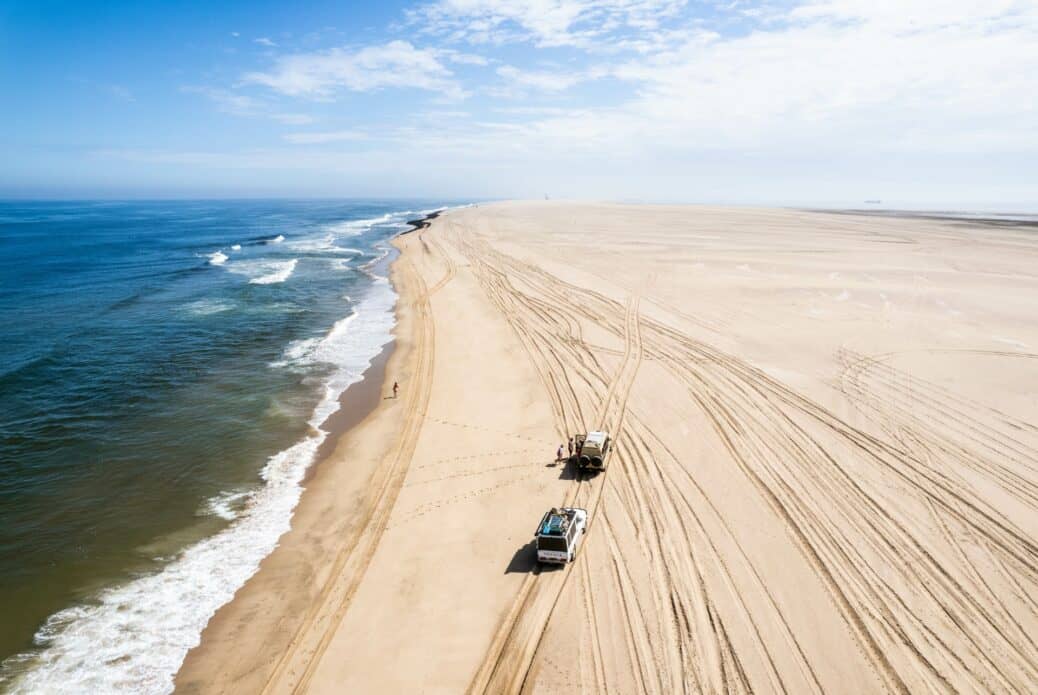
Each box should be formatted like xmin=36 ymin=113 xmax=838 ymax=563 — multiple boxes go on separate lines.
xmin=0 ymin=200 xmax=454 ymax=692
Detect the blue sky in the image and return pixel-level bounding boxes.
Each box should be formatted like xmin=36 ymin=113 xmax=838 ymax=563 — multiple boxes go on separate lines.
xmin=1 ymin=0 xmax=1036 ymax=205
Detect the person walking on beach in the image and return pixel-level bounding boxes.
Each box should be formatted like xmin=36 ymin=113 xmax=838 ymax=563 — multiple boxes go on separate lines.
xmin=567 ymin=437 xmax=574 ymax=458
xmin=392 ymin=381 xmax=399 ymax=399
xmin=556 ymin=444 xmax=565 ymax=463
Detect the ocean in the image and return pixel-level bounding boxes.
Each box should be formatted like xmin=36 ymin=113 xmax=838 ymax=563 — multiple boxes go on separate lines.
xmin=0 ymin=200 xmax=455 ymax=692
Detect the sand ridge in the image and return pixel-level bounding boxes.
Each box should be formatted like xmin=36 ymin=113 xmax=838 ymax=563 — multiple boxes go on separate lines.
xmin=177 ymin=202 xmax=1038 ymax=694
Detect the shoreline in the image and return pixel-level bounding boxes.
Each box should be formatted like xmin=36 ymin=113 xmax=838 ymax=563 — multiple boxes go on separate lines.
xmin=303 ymin=209 xmax=441 ymax=478
xmin=307 ymin=339 xmax=393 ymax=479
xmin=174 ymin=227 xmax=426 ymax=693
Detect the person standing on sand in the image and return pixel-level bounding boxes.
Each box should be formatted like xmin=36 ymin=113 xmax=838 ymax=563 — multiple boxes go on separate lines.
xmin=392 ymin=381 xmax=399 ymax=398
xmin=567 ymin=437 xmax=574 ymax=457
xmin=556 ymin=444 xmax=565 ymax=463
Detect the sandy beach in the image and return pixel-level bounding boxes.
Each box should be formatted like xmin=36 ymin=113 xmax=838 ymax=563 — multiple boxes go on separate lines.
xmin=175 ymin=202 xmax=1038 ymax=694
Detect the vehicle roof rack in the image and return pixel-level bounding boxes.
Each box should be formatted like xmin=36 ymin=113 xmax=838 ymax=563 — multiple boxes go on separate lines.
xmin=540 ymin=508 xmax=571 ymax=536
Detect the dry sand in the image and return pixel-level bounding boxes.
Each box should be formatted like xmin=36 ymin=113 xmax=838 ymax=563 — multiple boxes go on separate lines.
xmin=176 ymin=202 xmax=1038 ymax=694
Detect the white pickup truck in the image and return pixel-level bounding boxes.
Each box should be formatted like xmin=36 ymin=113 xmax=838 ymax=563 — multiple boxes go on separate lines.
xmin=535 ymin=507 xmax=588 ymax=564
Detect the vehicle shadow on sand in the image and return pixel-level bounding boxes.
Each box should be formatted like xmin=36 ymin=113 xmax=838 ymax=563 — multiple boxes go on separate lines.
xmin=505 ymin=541 xmax=565 ymax=574
xmin=505 ymin=541 xmax=538 ymax=574
xmin=557 ymin=459 xmax=601 ymax=482
xmin=556 ymin=457 xmax=580 ymax=481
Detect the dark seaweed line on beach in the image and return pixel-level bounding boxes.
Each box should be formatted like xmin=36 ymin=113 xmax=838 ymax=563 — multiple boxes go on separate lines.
xmin=402 ymin=211 xmax=442 ymax=234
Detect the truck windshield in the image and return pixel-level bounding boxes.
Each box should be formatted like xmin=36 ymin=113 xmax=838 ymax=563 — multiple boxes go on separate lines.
xmin=538 ymin=536 xmax=568 ymax=552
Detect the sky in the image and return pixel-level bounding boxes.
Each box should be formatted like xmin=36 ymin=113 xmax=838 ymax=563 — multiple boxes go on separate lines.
xmin=1 ymin=0 xmax=1036 ymax=206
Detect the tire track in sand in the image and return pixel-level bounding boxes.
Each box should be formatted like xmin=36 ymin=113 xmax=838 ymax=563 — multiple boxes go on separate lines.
xmin=259 ymin=232 xmax=442 ymax=695
xmin=450 ymin=215 xmax=1038 ymax=693
xmin=465 ymin=285 xmax=643 ymax=695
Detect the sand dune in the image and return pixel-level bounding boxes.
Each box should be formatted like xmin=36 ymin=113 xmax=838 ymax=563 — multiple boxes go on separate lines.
xmin=177 ymin=202 xmax=1038 ymax=694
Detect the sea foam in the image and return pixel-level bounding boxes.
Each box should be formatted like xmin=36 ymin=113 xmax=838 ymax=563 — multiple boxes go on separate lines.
xmin=182 ymin=299 xmax=235 ymax=316
xmin=287 ymin=233 xmax=337 ymax=253
xmin=207 ymin=251 xmax=228 ymax=266
xmin=249 ymin=259 xmax=298 ymax=285
xmin=227 ymin=259 xmax=299 ymax=285
xmin=326 ymin=214 xmax=393 ymax=237
xmin=201 ymin=490 xmax=252 ymax=521
xmin=1 ymin=277 xmax=397 ymax=694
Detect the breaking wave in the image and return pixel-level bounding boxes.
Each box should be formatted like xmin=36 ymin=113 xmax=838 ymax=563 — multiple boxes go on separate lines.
xmin=249 ymin=259 xmax=298 ymax=285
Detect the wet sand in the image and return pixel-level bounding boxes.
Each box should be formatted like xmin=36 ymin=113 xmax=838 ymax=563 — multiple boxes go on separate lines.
xmin=177 ymin=202 xmax=1038 ymax=693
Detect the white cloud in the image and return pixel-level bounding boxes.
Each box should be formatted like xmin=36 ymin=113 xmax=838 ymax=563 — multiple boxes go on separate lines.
xmin=594 ymin=0 xmax=1038 ymax=153
xmin=409 ymin=0 xmax=688 ymax=47
xmin=443 ymin=50 xmax=490 ymax=65
xmin=283 ymin=130 xmax=367 ymax=144
xmin=390 ymin=1 xmax=1035 ymax=161
xmin=789 ymin=0 xmax=1030 ymax=29
xmin=491 ymin=64 xmax=588 ymax=96
xmin=254 ymin=37 xmax=278 ymax=47
xmin=244 ymin=40 xmax=468 ymax=99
